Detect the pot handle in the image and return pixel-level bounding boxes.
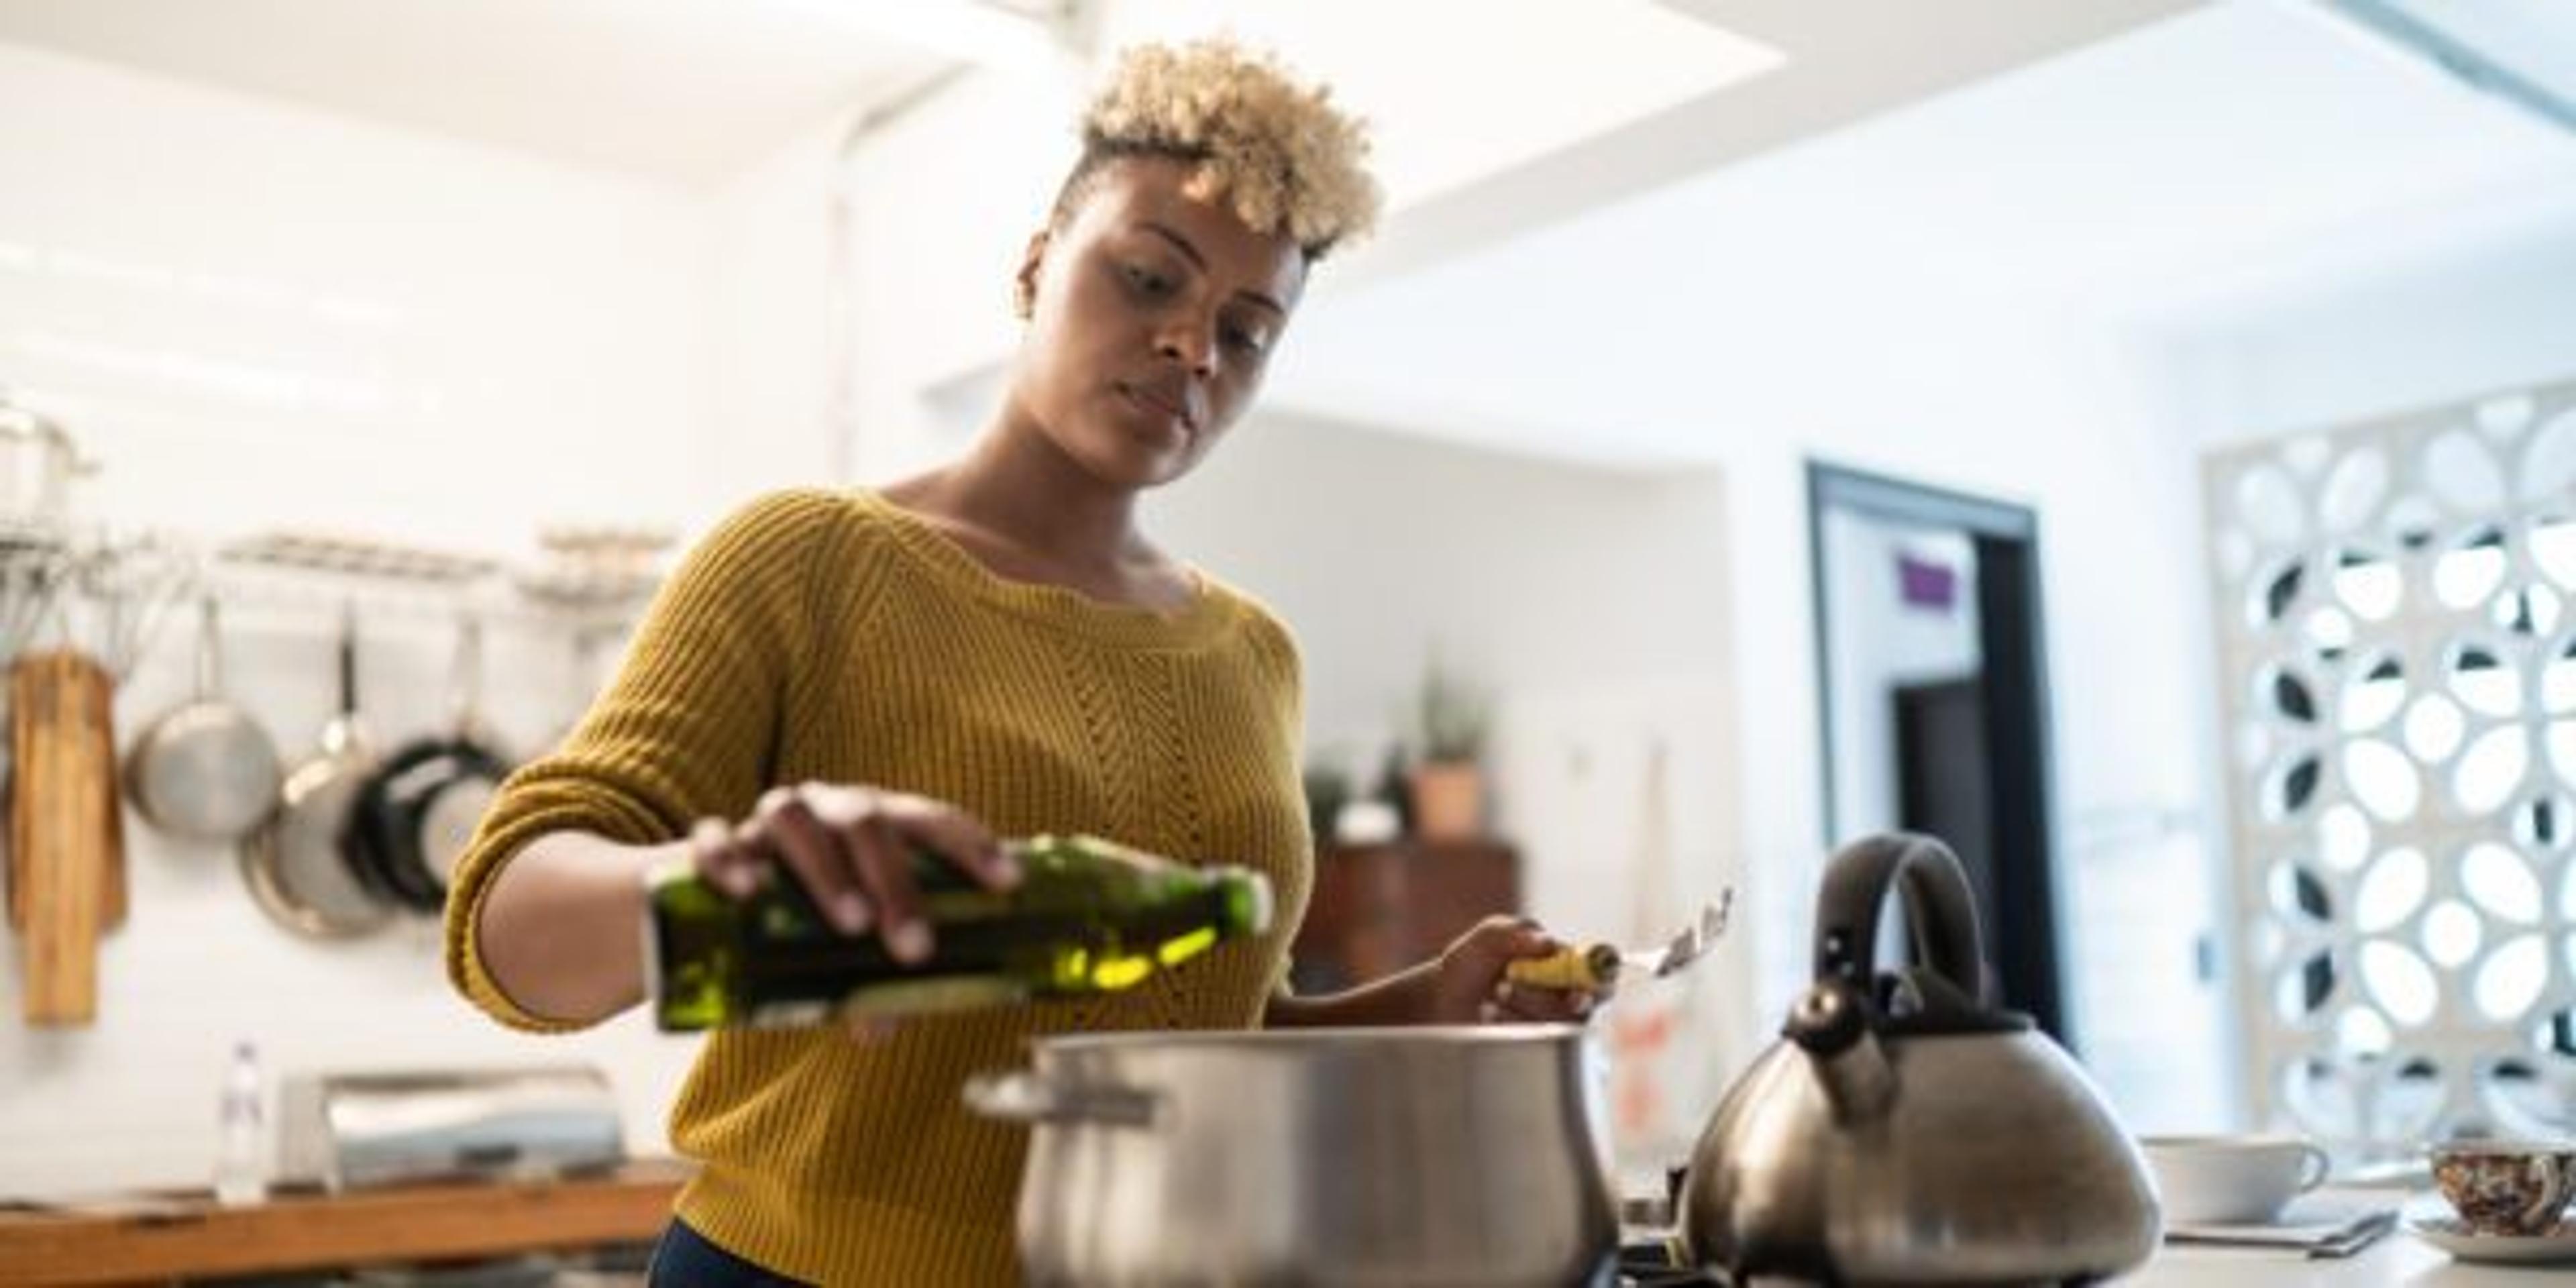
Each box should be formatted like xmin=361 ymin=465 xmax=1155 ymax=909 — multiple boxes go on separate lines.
xmin=963 ymin=1071 xmax=1163 ymax=1130
xmin=1812 ymin=833 xmax=1990 ymax=1020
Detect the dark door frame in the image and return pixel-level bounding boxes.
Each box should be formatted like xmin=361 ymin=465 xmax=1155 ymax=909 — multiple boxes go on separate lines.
xmin=1806 ymin=460 xmax=2070 ymax=1046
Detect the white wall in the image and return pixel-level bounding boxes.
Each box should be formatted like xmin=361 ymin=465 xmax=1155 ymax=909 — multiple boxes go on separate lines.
xmin=1676 ymin=299 xmax=2235 ymax=1134
xmin=0 ymin=44 xmax=716 ymax=1199
xmin=695 ymin=109 xmax=857 ymax=514
xmin=1139 ymin=409 xmax=1748 ymax=1166
xmin=2143 ymin=190 xmax=2576 ymax=452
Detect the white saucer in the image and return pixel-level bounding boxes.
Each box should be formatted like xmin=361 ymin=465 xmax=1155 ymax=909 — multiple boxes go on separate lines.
xmin=2405 ymin=1216 xmax=2576 ymax=1264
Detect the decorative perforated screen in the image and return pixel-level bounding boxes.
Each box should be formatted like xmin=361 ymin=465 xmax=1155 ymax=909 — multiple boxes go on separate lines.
xmin=2205 ymin=378 xmax=2576 ymax=1160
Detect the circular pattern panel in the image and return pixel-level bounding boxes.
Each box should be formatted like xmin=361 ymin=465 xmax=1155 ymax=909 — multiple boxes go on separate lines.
xmin=2215 ymin=388 xmax=2576 ymax=1157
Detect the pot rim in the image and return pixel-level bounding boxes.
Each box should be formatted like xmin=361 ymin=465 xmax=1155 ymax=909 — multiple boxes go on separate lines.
xmin=1031 ymin=1022 xmax=1588 ymax=1055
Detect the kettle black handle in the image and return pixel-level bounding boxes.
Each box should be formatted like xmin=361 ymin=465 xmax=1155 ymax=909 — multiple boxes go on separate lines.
xmin=1812 ymin=833 xmax=1990 ymax=1019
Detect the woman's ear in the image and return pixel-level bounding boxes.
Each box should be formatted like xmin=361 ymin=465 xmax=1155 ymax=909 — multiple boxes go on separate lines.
xmin=1013 ymin=229 xmax=1049 ymax=320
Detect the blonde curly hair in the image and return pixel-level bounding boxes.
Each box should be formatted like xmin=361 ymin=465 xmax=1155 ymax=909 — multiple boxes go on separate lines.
xmin=1055 ymin=38 xmax=1381 ymax=262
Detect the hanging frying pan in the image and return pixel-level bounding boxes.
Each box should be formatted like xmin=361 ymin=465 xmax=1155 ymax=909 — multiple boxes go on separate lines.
xmin=125 ymin=594 xmax=281 ymax=843
xmin=241 ymin=606 xmax=391 ymax=937
xmin=352 ymin=616 xmax=511 ymax=914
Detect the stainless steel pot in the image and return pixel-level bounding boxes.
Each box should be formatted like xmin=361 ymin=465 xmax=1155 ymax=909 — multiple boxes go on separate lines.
xmin=0 ymin=388 xmax=94 ymax=537
xmin=966 ymin=1025 xmax=1617 ymax=1287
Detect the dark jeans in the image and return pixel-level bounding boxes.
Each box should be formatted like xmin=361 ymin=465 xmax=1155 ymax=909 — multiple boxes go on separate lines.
xmin=647 ymin=1218 xmax=813 ymax=1287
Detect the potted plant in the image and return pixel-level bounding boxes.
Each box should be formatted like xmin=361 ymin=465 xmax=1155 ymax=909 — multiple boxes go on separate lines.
xmin=1300 ymin=756 xmax=1352 ymax=848
xmin=1408 ymin=650 xmax=1492 ymax=841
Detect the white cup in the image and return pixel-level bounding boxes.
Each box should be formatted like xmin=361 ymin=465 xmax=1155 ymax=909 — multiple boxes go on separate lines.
xmin=2139 ymin=1134 xmax=2330 ymax=1224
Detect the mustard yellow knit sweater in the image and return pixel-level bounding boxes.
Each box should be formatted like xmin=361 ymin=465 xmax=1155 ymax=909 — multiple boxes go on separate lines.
xmin=443 ymin=488 xmax=1313 ymax=1285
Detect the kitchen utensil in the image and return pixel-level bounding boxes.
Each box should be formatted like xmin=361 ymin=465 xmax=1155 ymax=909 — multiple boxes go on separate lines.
xmin=0 ymin=388 xmax=95 ymax=539
xmin=1506 ymin=889 xmax=1732 ymax=993
xmin=352 ymin=616 xmax=510 ymax=912
xmin=1 ymin=555 xmax=74 ymax=935
xmin=1680 ymin=833 xmax=2158 ymax=1284
xmin=967 ymin=1025 xmax=1618 ymax=1287
xmin=10 ymin=648 xmax=119 ymax=1024
xmin=81 ymin=539 xmax=186 ymax=925
xmin=124 ymin=594 xmax=282 ymax=843
xmin=243 ymin=608 xmax=391 ymax=937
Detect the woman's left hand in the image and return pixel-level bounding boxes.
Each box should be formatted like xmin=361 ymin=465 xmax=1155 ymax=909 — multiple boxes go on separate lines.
xmin=1428 ymin=915 xmax=1602 ymax=1026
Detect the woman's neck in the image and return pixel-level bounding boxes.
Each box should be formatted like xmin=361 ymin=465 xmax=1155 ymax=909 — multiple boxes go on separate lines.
xmin=903 ymin=423 xmax=1138 ymax=561
xmin=877 ymin=411 xmax=1196 ymax=614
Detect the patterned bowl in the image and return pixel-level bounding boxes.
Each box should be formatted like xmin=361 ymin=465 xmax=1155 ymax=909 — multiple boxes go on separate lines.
xmin=2429 ymin=1141 xmax=2576 ymax=1236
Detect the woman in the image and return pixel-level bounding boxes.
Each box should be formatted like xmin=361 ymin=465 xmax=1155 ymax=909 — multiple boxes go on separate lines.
xmin=444 ymin=39 xmax=1595 ymax=1286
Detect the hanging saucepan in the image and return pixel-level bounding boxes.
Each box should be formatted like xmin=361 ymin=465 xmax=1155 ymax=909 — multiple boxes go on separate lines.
xmin=0 ymin=387 xmax=97 ymax=539
xmin=241 ymin=606 xmax=392 ymax=937
xmin=124 ymin=594 xmax=282 ymax=843
xmin=352 ymin=615 xmax=510 ymax=914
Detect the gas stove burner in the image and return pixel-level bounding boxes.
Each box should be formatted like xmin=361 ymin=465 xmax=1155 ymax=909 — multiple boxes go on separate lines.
xmin=1616 ymin=1243 xmax=2103 ymax=1287
xmin=1618 ymin=1239 xmax=1723 ymax=1286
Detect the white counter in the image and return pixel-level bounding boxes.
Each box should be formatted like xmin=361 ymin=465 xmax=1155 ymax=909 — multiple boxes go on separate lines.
xmin=2132 ymin=1192 xmax=2559 ymax=1286
xmin=2138 ymin=1236 xmax=2504 ymax=1285
xmin=1654 ymin=1191 xmax=2565 ymax=1284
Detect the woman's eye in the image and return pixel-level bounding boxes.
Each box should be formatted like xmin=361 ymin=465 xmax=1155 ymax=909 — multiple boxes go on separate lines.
xmin=1222 ymin=323 xmax=1269 ymax=356
xmin=1122 ymin=263 xmax=1174 ymax=297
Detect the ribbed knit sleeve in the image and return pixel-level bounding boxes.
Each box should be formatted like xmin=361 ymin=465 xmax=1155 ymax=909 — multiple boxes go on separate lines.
xmin=442 ymin=488 xmax=859 ymax=1032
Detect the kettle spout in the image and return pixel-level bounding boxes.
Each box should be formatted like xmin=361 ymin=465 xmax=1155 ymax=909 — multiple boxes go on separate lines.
xmin=1784 ymin=980 xmax=1895 ymax=1124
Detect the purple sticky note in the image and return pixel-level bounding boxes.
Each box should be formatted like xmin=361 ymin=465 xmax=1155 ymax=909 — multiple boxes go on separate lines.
xmin=1898 ymin=553 xmax=1955 ymax=610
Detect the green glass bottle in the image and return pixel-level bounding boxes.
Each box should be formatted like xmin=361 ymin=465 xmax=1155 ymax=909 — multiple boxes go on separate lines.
xmin=643 ymin=833 xmax=1275 ymax=1030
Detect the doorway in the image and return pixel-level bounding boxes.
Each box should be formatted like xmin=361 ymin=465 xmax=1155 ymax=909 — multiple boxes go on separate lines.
xmin=1808 ymin=462 xmax=2068 ymax=1044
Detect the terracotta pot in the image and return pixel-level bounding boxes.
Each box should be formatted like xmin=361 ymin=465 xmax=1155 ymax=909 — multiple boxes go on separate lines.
xmin=1408 ymin=761 xmax=1484 ymax=841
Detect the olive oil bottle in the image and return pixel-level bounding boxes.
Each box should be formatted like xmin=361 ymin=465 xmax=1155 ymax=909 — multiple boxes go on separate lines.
xmin=645 ymin=833 xmax=1273 ymax=1030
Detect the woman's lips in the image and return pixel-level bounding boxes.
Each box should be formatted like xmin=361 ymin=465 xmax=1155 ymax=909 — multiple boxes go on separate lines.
xmin=1118 ymin=382 xmax=1197 ymax=434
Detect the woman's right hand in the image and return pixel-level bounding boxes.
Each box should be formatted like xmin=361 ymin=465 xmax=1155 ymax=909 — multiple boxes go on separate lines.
xmin=689 ymin=783 xmax=1021 ymax=970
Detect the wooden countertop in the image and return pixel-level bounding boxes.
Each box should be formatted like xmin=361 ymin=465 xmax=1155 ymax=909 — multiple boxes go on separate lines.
xmin=0 ymin=1159 xmax=687 ymax=1286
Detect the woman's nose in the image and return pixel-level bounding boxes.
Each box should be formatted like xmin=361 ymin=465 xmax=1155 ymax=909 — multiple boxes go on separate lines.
xmin=1157 ymin=323 xmax=1216 ymax=377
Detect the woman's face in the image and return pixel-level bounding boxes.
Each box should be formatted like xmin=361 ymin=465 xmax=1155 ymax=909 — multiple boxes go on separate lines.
xmin=1011 ymin=156 xmax=1308 ymax=490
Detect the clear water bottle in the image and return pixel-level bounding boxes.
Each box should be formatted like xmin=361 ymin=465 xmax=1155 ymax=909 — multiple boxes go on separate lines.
xmin=213 ymin=1040 xmax=266 ymax=1207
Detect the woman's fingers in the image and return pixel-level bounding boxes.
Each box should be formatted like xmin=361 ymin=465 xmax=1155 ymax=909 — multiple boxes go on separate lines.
xmin=1452 ymin=917 xmax=1606 ymax=1024
xmin=796 ymin=786 xmax=931 ymax=963
xmin=844 ymin=812 xmax=931 ymax=964
xmin=748 ymin=786 xmax=875 ymax=934
xmin=706 ymin=783 xmax=1018 ymax=975
xmin=1483 ymin=977 xmax=1597 ymax=1024
xmin=875 ymin=792 xmax=1019 ymax=892
xmin=688 ymin=817 xmax=763 ymax=898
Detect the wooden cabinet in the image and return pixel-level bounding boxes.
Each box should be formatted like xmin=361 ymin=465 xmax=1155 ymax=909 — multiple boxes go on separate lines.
xmin=1289 ymin=839 xmax=1520 ymax=993
xmin=0 ymin=1161 xmax=685 ymax=1286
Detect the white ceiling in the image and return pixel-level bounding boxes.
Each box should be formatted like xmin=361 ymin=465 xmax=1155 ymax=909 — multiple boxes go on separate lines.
xmin=1269 ymin=0 xmax=2576 ymax=465
xmin=1091 ymin=0 xmax=1786 ymax=219
xmin=0 ymin=0 xmax=954 ymax=183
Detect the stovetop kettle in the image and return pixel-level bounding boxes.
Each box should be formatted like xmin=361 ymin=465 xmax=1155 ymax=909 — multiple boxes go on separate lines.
xmin=1680 ymin=833 xmax=2159 ymax=1284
